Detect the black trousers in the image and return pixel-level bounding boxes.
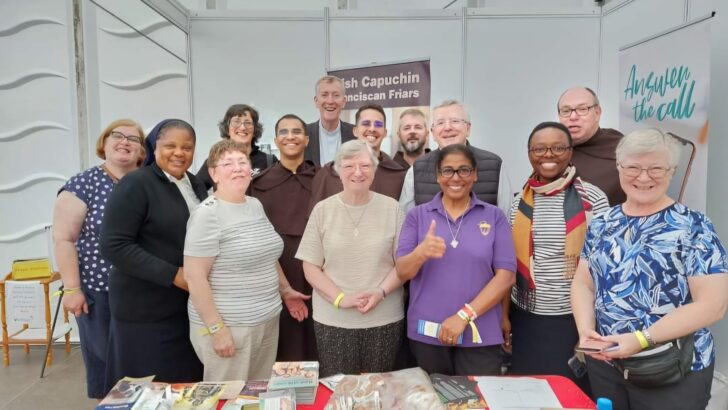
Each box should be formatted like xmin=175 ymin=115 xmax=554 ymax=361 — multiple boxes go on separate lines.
xmin=409 ymin=339 xmax=502 ymax=376
xmin=586 ymin=356 xmax=714 ymax=410
xmin=510 ymin=305 xmax=591 ymax=395
xmin=76 ymin=290 xmax=110 ymax=399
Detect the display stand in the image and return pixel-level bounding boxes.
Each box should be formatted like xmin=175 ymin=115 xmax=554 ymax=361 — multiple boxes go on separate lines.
xmin=0 ymin=272 xmax=72 ymax=367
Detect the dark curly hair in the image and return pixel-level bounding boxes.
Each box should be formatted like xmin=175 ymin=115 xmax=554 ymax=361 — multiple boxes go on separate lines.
xmin=218 ymin=104 xmax=264 ymax=144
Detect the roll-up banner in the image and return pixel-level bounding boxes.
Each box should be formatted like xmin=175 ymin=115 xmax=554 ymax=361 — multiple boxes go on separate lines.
xmin=329 ymin=59 xmax=431 ymax=155
xmin=619 ymin=15 xmax=713 ymax=211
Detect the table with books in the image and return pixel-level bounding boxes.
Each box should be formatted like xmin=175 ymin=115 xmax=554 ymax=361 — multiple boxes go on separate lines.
xmin=99 ymin=360 xmax=596 ymax=409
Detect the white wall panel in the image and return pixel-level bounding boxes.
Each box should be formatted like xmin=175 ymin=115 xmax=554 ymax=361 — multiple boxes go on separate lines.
xmin=89 ymin=2 xmax=189 ymax=162
xmin=465 ymin=15 xmax=600 ymax=190
xmin=0 ymin=0 xmax=78 ymax=340
xmin=189 ymin=15 xmax=325 ymax=168
xmin=698 ymin=0 xmax=728 ymax=378
xmin=93 ymin=0 xmax=186 ymax=60
xmin=0 ymin=0 xmax=78 ymax=272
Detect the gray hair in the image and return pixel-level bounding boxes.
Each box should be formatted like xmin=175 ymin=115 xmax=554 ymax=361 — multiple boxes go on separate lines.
xmin=315 ymin=75 xmax=346 ymax=96
xmin=616 ymin=128 xmax=681 ymax=167
xmin=432 ymin=99 xmax=471 ymax=123
xmin=557 ymin=86 xmax=600 ymax=110
xmin=333 ymin=140 xmax=379 ymax=173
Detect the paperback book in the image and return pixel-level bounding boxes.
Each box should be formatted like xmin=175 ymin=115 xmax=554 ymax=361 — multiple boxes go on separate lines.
xmin=97 ymin=376 xmax=155 ymax=410
xmin=267 ymin=361 xmax=319 ymax=404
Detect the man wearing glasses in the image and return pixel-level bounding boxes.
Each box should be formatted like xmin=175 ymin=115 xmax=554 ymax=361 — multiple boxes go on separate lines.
xmin=305 ymin=75 xmax=356 ymax=166
xmin=308 ymin=103 xmax=407 ymax=212
xmin=557 ymin=87 xmax=625 ymax=205
xmin=399 ymin=99 xmax=511 ymax=214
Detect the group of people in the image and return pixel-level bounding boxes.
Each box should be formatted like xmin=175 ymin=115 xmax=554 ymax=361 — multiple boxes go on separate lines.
xmin=52 ymin=75 xmax=727 ymax=410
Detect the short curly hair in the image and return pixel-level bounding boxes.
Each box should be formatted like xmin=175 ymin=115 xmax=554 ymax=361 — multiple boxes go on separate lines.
xmin=207 ymin=139 xmax=248 ymax=168
xmin=218 ymin=104 xmax=263 ymax=144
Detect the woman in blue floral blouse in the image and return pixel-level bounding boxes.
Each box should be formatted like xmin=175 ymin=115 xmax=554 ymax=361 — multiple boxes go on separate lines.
xmin=571 ymin=128 xmax=728 ymax=410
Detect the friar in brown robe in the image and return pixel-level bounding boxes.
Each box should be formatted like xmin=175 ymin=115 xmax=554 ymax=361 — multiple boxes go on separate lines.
xmin=249 ymin=114 xmax=319 ymax=361
xmin=307 ymin=103 xmax=407 ymax=213
xmin=572 ymin=127 xmax=625 ymax=206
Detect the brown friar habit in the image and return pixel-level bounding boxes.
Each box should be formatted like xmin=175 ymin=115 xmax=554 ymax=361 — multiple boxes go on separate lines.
xmin=249 ymin=160 xmax=319 ymax=361
xmin=572 ymin=127 xmax=626 ymax=206
xmin=307 ymin=152 xmax=407 ymax=214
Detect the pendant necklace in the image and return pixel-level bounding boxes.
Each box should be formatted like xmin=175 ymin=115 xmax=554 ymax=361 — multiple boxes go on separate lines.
xmin=445 ymin=200 xmax=469 ymax=248
xmin=341 ymin=193 xmax=371 ymax=237
xmin=101 ymin=163 xmax=120 ymax=184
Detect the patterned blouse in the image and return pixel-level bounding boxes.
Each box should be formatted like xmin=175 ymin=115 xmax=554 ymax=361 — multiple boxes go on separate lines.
xmin=581 ymin=202 xmax=728 ymax=371
xmin=61 ymin=166 xmax=116 ymax=292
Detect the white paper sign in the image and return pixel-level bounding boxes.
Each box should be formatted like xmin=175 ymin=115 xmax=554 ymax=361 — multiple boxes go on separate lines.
xmin=476 ymin=377 xmax=562 ymax=409
xmin=6 ymin=280 xmax=46 ymax=328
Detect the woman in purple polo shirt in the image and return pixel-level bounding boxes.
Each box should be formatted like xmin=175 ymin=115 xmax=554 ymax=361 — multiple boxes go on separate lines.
xmin=396 ymin=144 xmax=516 ymax=375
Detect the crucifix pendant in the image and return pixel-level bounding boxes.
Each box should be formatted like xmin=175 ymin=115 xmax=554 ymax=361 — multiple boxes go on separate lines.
xmin=353 ymin=228 xmax=359 ymax=237
xmin=450 ymin=239 xmax=459 ymax=248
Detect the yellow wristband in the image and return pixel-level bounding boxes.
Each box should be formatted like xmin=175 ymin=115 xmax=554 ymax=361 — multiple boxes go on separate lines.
xmin=53 ymin=287 xmax=81 ymax=298
xmin=200 ymin=322 xmax=225 ymax=336
xmin=634 ymin=331 xmax=650 ymax=349
xmin=333 ymin=292 xmax=345 ymax=309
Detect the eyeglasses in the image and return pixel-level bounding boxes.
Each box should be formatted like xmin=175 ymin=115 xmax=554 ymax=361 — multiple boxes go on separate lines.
xmin=438 ymin=166 xmax=474 ymax=178
xmin=359 ymin=120 xmax=385 ymax=129
xmin=558 ymin=104 xmax=598 ymax=118
xmin=277 ymin=128 xmax=305 ymax=137
xmin=108 ymin=131 xmax=142 ymax=144
xmin=528 ymin=145 xmax=572 ymax=156
xmin=216 ymin=160 xmax=249 ymax=170
xmin=618 ymin=164 xmax=674 ymax=178
xmin=433 ymin=118 xmax=469 ymax=128
xmin=230 ymin=119 xmax=254 ymax=129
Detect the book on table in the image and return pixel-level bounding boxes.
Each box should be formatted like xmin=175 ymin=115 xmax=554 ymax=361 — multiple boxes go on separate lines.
xmin=97 ymin=376 xmax=155 ymax=410
xmin=429 ymin=374 xmax=488 ymax=409
xmin=267 ymin=361 xmax=319 ymax=405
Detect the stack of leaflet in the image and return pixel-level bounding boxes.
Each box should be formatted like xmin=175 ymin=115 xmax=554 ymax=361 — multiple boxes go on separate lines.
xmin=266 ymin=361 xmax=319 ymax=405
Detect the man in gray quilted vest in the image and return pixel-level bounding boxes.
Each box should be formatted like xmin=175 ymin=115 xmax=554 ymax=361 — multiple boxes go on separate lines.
xmin=399 ymin=99 xmax=512 ymax=213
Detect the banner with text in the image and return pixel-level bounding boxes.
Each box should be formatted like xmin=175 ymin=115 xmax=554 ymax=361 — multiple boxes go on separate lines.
xmin=329 ymin=59 xmax=431 ymax=155
xmin=619 ymin=18 xmax=711 ymax=210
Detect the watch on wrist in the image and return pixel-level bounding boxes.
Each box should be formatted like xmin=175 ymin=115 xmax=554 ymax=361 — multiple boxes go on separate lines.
xmin=642 ymin=329 xmax=656 ymax=347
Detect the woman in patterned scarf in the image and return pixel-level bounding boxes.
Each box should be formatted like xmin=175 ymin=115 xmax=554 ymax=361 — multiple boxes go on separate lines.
xmin=571 ymin=128 xmax=728 ymax=409
xmin=505 ymin=122 xmax=608 ymax=390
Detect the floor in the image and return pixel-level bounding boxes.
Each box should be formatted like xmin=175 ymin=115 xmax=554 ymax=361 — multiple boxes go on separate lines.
xmin=0 ymin=344 xmax=96 ymax=410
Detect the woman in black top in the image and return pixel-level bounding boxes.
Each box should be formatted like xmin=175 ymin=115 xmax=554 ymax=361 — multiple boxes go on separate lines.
xmin=101 ymin=119 xmax=206 ymax=392
xmin=197 ymin=104 xmax=278 ymax=189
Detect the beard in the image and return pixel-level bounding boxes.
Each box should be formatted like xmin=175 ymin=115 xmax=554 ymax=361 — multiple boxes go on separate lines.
xmin=402 ymin=138 xmax=425 ymax=155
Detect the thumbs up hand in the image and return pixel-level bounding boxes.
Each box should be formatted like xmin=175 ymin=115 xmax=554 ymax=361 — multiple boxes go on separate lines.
xmin=417 ymin=220 xmax=446 ymax=259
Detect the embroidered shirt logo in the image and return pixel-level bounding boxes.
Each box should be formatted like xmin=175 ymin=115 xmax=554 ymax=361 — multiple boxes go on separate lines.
xmin=479 ymin=221 xmax=491 ymax=236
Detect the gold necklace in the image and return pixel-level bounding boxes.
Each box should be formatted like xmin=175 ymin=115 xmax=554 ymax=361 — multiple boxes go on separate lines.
xmin=340 ymin=193 xmax=371 ymax=237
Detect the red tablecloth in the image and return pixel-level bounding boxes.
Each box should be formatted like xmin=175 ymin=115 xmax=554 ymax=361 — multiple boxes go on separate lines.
xmin=218 ymin=375 xmax=595 ymax=409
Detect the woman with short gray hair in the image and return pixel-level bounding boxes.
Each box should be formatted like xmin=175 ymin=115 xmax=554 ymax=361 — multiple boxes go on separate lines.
xmin=571 ymin=128 xmax=728 ymax=409
xmin=296 ymin=140 xmax=405 ymax=377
